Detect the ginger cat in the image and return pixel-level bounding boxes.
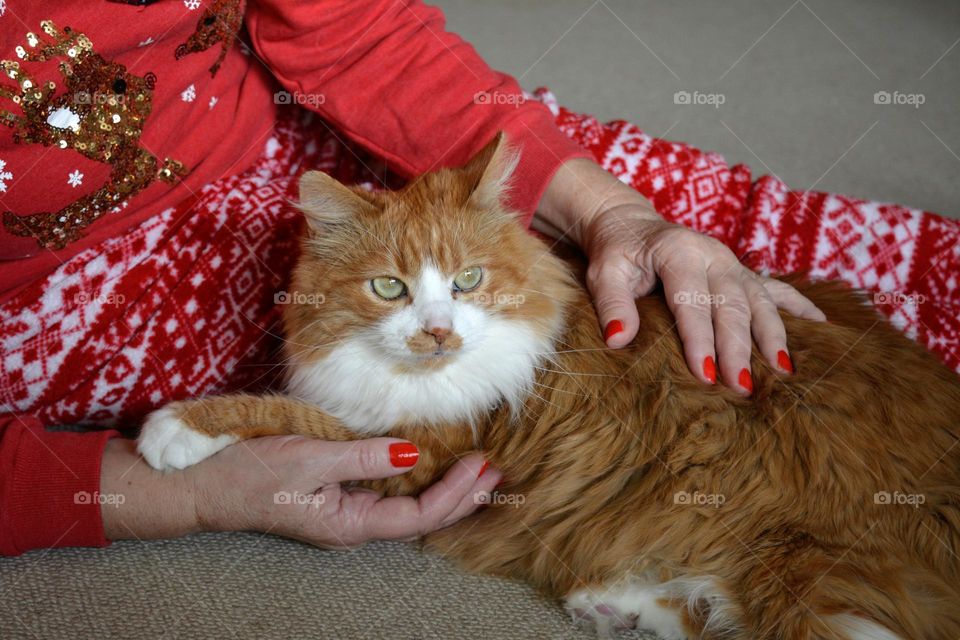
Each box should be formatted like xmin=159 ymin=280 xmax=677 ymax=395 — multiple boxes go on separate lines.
xmin=138 ymin=134 xmax=960 ymax=640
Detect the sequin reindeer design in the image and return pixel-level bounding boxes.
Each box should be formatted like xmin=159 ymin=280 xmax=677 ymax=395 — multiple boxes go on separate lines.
xmin=0 ymin=20 xmax=185 ymax=249
xmin=175 ymin=0 xmax=245 ymax=76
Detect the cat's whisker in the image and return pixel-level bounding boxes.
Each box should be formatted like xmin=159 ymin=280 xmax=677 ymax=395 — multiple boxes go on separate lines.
xmin=522 ymin=388 xmax=565 ymax=412
xmin=528 ymin=347 xmax=612 ymax=356
xmin=532 ymin=381 xmax=589 ymax=397
xmin=533 ymin=366 xmax=619 ymax=378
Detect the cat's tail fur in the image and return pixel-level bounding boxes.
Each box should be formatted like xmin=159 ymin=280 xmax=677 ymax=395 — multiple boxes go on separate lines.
xmin=722 ymin=544 xmax=960 ymax=639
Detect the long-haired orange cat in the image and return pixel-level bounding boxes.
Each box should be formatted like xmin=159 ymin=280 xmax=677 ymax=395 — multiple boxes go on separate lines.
xmin=139 ymin=135 xmax=960 ymax=640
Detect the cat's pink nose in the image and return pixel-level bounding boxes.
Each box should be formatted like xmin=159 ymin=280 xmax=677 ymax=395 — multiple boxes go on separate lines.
xmin=425 ymin=326 xmax=449 ymax=344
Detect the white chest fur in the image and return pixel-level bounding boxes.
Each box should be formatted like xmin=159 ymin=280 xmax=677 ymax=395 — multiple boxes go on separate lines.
xmin=286 ymin=318 xmax=550 ymax=435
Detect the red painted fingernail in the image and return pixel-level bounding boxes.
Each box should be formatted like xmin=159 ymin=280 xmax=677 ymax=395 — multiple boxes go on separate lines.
xmin=478 ymin=460 xmax=490 ymax=478
xmin=603 ymin=319 xmax=624 ymax=342
xmin=739 ymin=368 xmax=753 ymax=393
xmin=777 ymin=350 xmax=794 ymax=374
xmin=389 ymin=442 xmax=419 ymax=467
xmin=702 ymin=356 xmax=717 ymax=384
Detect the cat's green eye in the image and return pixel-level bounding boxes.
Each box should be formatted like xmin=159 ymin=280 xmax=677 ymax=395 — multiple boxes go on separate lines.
xmin=371 ymin=276 xmax=407 ymax=300
xmin=453 ymin=266 xmax=483 ymax=292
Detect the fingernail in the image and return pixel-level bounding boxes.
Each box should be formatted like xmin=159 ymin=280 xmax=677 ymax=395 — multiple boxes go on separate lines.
xmin=739 ymin=368 xmax=753 ymax=394
xmin=702 ymin=356 xmax=717 ymax=384
xmin=777 ymin=350 xmax=794 ymax=374
xmin=478 ymin=459 xmax=490 ymax=478
xmin=389 ymin=442 xmax=419 ymax=467
xmin=603 ymin=319 xmax=624 ymax=342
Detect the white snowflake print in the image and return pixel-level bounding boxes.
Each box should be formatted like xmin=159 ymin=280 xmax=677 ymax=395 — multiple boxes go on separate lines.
xmin=181 ymin=84 xmax=196 ymax=103
xmin=0 ymin=159 xmax=11 ymax=193
xmin=184 ymin=0 xmax=201 ymax=9
xmin=138 ymin=37 xmax=155 ymax=48
xmin=0 ymin=0 xmax=6 ymax=17
xmin=67 ymin=169 xmax=84 ymax=188
xmin=208 ymin=96 xmax=218 ymax=110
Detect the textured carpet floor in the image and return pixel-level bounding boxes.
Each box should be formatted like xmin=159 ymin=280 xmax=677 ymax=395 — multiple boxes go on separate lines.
xmin=0 ymin=534 xmax=655 ymax=639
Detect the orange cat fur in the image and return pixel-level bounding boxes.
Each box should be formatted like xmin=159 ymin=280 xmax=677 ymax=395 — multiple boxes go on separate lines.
xmin=139 ymin=135 xmax=960 ymax=639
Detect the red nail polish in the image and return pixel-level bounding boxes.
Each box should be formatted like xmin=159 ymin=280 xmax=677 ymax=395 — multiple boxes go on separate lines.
xmin=478 ymin=460 xmax=490 ymax=478
xmin=777 ymin=350 xmax=794 ymax=374
xmin=702 ymin=356 xmax=717 ymax=384
xmin=603 ymin=319 xmax=624 ymax=342
xmin=389 ymin=442 xmax=419 ymax=467
xmin=739 ymin=368 xmax=753 ymax=393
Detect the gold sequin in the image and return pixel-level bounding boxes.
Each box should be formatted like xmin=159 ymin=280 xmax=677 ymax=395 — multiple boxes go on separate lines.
xmin=1 ymin=20 xmax=188 ymax=249
xmin=175 ymin=0 xmax=245 ymax=77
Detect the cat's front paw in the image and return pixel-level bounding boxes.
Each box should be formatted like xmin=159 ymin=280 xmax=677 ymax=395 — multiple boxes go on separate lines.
xmin=138 ymin=405 xmax=237 ymax=471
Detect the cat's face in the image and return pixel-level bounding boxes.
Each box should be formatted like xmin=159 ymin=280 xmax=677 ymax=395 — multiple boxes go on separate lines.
xmin=283 ymin=135 xmax=575 ymax=432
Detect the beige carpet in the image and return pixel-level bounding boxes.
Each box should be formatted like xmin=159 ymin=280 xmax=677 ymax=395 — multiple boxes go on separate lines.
xmin=0 ymin=533 xmax=655 ymax=639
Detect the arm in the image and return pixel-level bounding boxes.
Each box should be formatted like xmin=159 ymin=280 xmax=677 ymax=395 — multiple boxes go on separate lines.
xmin=537 ymin=158 xmax=826 ymax=394
xmin=0 ymin=414 xmax=119 ymax=555
xmin=245 ymin=0 xmax=591 ymax=221
xmin=104 ymin=434 xmax=501 ymax=550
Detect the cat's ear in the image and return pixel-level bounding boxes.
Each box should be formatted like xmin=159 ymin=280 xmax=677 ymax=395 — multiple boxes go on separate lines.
xmin=463 ymin=132 xmax=520 ymax=210
xmin=296 ymin=171 xmax=376 ymax=231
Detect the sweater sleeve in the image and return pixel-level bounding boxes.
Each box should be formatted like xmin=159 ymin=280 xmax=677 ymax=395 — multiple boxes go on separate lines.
xmin=0 ymin=414 xmax=120 ymax=556
xmin=245 ymin=0 xmax=591 ymax=224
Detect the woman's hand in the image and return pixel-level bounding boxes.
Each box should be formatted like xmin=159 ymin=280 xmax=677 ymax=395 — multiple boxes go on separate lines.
xmin=101 ymin=436 xmax=500 ymax=548
xmin=536 ymin=158 xmax=826 ymax=394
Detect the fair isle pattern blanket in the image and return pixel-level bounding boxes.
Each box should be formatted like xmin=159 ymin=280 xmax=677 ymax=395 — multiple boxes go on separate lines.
xmin=2 ymin=92 xmax=958 ymax=427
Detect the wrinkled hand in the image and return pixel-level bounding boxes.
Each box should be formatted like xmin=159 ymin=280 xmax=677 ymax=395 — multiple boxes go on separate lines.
xmin=191 ymin=436 xmax=501 ymax=549
xmin=537 ymin=158 xmax=826 ymax=393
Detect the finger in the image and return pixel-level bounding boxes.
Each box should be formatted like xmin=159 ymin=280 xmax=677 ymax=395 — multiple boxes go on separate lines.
xmin=438 ymin=463 xmax=503 ymax=529
xmin=660 ymin=261 xmax=717 ymax=385
xmin=352 ymin=453 xmax=491 ymax=541
xmin=586 ymin=254 xmax=643 ymax=349
xmin=763 ymin=279 xmax=827 ymax=322
xmin=709 ymin=271 xmax=754 ymax=395
xmin=744 ymin=277 xmax=792 ymax=374
xmin=305 ymin=438 xmax=421 ymax=484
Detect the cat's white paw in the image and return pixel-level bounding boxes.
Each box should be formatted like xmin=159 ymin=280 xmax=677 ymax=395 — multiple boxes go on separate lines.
xmin=138 ymin=406 xmax=237 ymax=471
xmin=565 ymin=583 xmax=690 ymax=639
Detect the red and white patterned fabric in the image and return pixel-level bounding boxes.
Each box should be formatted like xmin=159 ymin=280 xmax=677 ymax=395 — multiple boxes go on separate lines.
xmin=2 ymin=93 xmax=958 ymax=428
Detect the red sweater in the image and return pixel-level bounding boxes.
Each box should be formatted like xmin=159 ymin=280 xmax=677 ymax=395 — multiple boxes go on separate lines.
xmin=0 ymin=0 xmax=589 ymax=555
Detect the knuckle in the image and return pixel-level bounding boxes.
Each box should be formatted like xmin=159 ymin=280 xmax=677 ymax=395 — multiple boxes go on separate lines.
xmin=587 ymin=255 xmax=631 ymax=286
xmin=718 ymin=297 xmax=751 ymax=321
xmin=675 ymin=300 xmax=712 ymax=323
xmin=355 ymin=444 xmax=383 ymax=478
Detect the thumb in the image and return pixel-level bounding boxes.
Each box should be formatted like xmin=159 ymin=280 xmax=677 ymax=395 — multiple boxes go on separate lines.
xmin=586 ymin=255 xmax=644 ymax=349
xmin=307 ymin=438 xmax=420 ymax=484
